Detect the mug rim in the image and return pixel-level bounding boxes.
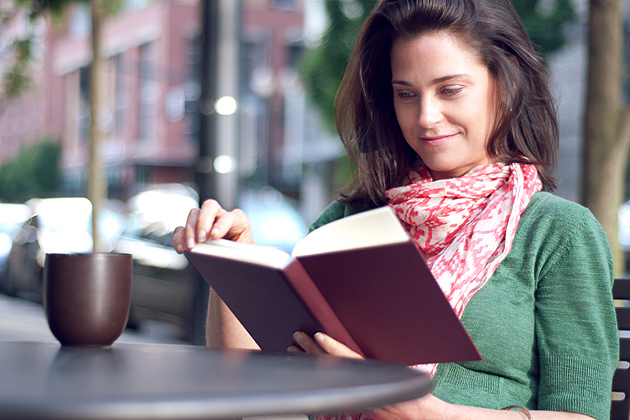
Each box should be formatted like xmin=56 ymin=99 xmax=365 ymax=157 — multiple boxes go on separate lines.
xmin=44 ymin=253 xmax=133 ymax=262
xmin=45 ymin=252 xmax=132 ymax=257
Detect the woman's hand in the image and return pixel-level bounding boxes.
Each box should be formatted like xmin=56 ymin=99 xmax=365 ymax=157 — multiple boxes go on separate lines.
xmin=173 ymin=199 xmax=254 ymax=253
xmin=173 ymin=199 xmax=257 ymax=348
xmin=290 ymin=332 xmax=443 ymax=420
xmin=290 ymin=332 xmax=364 ymax=359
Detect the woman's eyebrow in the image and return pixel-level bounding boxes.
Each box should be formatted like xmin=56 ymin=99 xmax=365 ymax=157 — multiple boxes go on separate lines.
xmin=431 ymin=74 xmax=471 ymax=84
xmin=391 ymin=79 xmax=412 ymax=86
xmin=391 ymin=74 xmax=472 ymax=86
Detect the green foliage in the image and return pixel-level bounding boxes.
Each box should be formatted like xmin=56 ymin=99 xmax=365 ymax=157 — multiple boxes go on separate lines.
xmin=2 ymin=39 xmax=34 ymax=100
xmin=0 ymin=139 xmax=62 ymax=203
xmin=1 ymin=0 xmax=123 ymax=111
xmin=18 ymin=0 xmax=72 ymax=16
xmin=0 ymin=0 xmax=73 ymax=114
xmin=2 ymin=67 xmax=32 ymax=100
xmin=298 ymin=0 xmax=377 ymax=131
xmin=511 ymin=0 xmax=576 ymax=57
xmin=299 ymin=0 xmax=576 ymax=132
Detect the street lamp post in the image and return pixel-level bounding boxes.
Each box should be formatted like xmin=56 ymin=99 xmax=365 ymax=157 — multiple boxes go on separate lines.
xmin=192 ymin=0 xmax=241 ymax=345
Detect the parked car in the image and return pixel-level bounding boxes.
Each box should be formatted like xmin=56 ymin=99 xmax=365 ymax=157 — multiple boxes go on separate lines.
xmin=0 ymin=203 xmax=32 ymax=289
xmin=115 ymin=185 xmax=205 ymax=343
xmin=239 ymin=187 xmax=309 ymax=253
xmin=620 ymin=200 xmax=630 ymax=253
xmin=2 ymin=197 xmax=128 ymax=302
xmin=117 ymin=185 xmax=309 ymax=344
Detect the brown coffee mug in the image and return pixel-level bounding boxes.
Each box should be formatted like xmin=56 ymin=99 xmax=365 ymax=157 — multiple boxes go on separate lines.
xmin=44 ymin=253 xmax=132 ymax=347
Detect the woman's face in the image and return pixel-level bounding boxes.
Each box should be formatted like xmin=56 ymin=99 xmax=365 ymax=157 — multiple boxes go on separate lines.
xmin=391 ymin=31 xmax=497 ymax=180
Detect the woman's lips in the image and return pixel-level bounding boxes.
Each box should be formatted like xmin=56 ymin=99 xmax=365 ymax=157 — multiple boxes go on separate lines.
xmin=419 ymin=134 xmax=458 ymax=146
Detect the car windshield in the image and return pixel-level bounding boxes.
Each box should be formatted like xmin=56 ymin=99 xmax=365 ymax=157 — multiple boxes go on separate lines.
xmin=36 ymin=198 xmax=92 ymax=232
xmin=0 ymin=204 xmax=32 ymax=236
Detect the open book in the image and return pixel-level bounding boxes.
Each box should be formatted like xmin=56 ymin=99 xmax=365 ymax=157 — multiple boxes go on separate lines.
xmin=185 ymin=206 xmax=481 ymax=365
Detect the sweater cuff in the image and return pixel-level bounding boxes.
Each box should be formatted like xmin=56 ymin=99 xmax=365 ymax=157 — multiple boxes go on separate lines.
xmin=538 ymin=355 xmax=613 ymax=420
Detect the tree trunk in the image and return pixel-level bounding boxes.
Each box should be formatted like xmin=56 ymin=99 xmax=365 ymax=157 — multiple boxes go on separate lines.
xmin=89 ymin=0 xmax=107 ymax=253
xmin=582 ymin=0 xmax=630 ymax=276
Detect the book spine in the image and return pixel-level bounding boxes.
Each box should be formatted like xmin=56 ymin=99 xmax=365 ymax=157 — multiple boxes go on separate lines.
xmin=284 ymin=260 xmax=364 ymax=357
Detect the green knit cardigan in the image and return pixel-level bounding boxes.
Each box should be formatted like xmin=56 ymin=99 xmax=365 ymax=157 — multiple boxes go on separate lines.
xmin=309 ymin=192 xmax=618 ymax=420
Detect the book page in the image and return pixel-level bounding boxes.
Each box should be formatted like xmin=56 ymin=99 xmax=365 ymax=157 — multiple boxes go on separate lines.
xmin=191 ymin=239 xmax=293 ymax=269
xmin=292 ymin=206 xmax=410 ymax=257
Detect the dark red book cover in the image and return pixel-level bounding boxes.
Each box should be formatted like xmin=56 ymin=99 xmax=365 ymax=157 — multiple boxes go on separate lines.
xmin=185 ymin=206 xmax=481 ymax=365
xmin=296 ymin=241 xmax=480 ymax=364
xmin=185 ymin=249 xmax=362 ymax=355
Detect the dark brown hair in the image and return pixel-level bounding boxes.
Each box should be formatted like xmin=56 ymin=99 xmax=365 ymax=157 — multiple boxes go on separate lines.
xmin=336 ymin=0 xmax=558 ymax=207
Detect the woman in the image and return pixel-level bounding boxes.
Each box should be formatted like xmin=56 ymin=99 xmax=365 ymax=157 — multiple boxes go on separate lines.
xmin=174 ymin=0 xmax=618 ymax=419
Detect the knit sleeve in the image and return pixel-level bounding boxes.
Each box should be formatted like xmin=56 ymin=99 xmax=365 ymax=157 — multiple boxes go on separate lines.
xmin=534 ymin=206 xmax=617 ymax=420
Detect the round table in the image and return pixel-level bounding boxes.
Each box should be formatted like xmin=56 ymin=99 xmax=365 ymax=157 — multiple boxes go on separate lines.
xmin=0 ymin=341 xmax=432 ymax=419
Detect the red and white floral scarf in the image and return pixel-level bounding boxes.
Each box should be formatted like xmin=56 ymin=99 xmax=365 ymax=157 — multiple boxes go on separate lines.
xmin=387 ymin=162 xmax=541 ymax=320
xmin=315 ymin=162 xmax=541 ymax=420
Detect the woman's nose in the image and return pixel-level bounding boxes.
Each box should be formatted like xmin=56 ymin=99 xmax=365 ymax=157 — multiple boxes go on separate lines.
xmin=418 ymin=98 xmax=442 ymax=128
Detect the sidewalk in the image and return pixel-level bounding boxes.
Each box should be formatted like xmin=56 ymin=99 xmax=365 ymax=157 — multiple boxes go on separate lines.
xmin=0 ymin=293 xmax=184 ymax=344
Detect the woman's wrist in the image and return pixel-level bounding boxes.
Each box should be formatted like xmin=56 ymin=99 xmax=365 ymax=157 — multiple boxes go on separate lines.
xmin=501 ymin=406 xmax=532 ymax=420
xmin=366 ymin=393 xmax=448 ymax=420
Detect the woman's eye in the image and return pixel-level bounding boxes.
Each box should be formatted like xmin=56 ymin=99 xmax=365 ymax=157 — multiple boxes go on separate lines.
xmin=441 ymin=87 xmax=463 ymax=96
xmin=395 ymin=91 xmax=415 ymax=100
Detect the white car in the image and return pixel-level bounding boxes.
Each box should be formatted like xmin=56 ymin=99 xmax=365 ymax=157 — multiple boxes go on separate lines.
xmin=619 ymin=201 xmax=630 ymax=252
xmin=2 ymin=197 xmax=128 ymax=301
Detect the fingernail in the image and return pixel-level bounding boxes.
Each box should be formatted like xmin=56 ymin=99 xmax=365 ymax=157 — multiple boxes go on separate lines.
xmin=293 ymin=332 xmax=305 ymax=344
xmin=198 ymin=230 xmax=207 ymax=242
xmin=187 ymin=238 xmax=196 ymax=249
xmin=314 ymin=332 xmax=325 ymax=345
xmin=211 ymin=227 xmax=220 ymax=236
xmin=176 ymin=244 xmax=184 ymax=253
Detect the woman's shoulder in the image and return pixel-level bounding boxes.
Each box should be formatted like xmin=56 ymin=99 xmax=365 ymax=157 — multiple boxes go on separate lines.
xmin=527 ymin=191 xmax=585 ymax=212
xmin=524 ymin=191 xmax=598 ymax=227
xmin=518 ymin=192 xmax=611 ymax=266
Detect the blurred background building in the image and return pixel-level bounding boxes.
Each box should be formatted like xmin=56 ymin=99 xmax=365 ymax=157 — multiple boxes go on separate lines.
xmin=0 ymin=0 xmax=342 ymax=223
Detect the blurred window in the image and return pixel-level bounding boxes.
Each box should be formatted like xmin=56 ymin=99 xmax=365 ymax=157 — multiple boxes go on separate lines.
xmin=272 ymin=0 xmax=295 ymax=11
xmin=623 ymin=18 xmax=629 ymax=102
xmin=138 ymin=42 xmax=158 ymax=142
xmin=69 ymin=3 xmax=91 ymax=38
xmin=287 ymin=41 xmax=303 ymax=70
xmin=79 ymin=66 xmax=90 ymax=144
xmin=123 ymin=0 xmax=151 ymax=12
xmin=114 ymin=53 xmax=128 ymax=137
xmin=241 ymin=35 xmax=271 ymax=98
xmin=184 ymin=35 xmax=201 ymax=140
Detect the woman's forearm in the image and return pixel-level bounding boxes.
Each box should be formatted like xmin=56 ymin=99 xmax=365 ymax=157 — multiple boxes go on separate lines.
xmin=441 ymin=403 xmax=595 ymax=420
xmin=205 ymin=289 xmax=259 ymax=349
xmin=366 ymin=394 xmax=595 ymax=420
